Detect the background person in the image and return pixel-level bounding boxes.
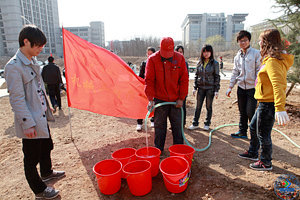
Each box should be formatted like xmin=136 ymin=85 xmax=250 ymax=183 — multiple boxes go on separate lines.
xmin=188 ymin=44 xmax=220 ymax=131
xmin=4 ymin=25 xmax=65 ymax=199
xmin=145 ymin=37 xmax=189 ymax=152
xmin=238 ymin=29 xmax=294 ymax=171
xmin=219 ymin=56 xmax=226 ymax=77
xmin=226 ymin=30 xmax=261 ymax=139
xmin=42 ymin=56 xmax=63 ymax=112
xmin=136 ymin=47 xmax=156 ymax=131
xmin=175 ymin=45 xmax=189 ymax=127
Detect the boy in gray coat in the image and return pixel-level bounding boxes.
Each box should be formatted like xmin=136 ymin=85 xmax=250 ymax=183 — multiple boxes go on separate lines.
xmin=4 ymin=25 xmax=65 ymax=199
xmin=226 ymin=30 xmax=261 ymax=139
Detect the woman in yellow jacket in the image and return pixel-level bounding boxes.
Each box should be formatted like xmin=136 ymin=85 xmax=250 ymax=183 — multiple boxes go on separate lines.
xmin=238 ymin=29 xmax=294 ymax=171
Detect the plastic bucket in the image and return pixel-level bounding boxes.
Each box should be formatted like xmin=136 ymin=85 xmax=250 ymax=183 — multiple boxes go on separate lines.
xmin=93 ymin=159 xmax=122 ymax=195
xmin=159 ymin=156 xmax=190 ymax=193
xmin=123 ymin=160 xmax=152 ymax=196
xmin=169 ymin=144 xmax=195 ymax=168
xmin=136 ymin=146 xmax=161 ymax=177
xmin=112 ymin=148 xmax=136 ymax=178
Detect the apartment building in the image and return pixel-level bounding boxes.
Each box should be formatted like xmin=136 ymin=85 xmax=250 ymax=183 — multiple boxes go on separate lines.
xmin=181 ymin=13 xmax=248 ymax=47
xmin=64 ymin=21 xmax=105 ymax=47
xmin=0 ymin=0 xmax=62 ymax=56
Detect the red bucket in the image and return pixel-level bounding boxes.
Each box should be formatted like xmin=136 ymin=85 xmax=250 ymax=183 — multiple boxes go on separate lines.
xmin=159 ymin=156 xmax=190 ymax=193
xmin=112 ymin=148 xmax=136 ymax=178
xmin=93 ymin=159 xmax=122 ymax=195
xmin=123 ymin=160 xmax=152 ymax=196
xmin=136 ymin=147 xmax=161 ymax=177
xmin=169 ymin=144 xmax=195 ymax=168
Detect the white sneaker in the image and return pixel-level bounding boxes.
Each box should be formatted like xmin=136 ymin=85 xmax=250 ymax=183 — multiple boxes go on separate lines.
xmin=136 ymin=124 xmax=142 ymax=131
xmin=203 ymin=125 xmax=210 ymax=131
xmin=151 ymin=122 xmax=154 ymax=128
xmin=188 ymin=125 xmax=199 ymax=130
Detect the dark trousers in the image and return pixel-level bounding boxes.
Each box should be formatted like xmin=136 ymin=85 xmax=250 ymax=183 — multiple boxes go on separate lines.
xmin=248 ymin=102 xmax=275 ymax=165
xmin=237 ymin=87 xmax=257 ymax=134
xmin=182 ymin=97 xmax=187 ymax=126
xmin=137 ymin=117 xmax=154 ymax=125
xmin=192 ymin=89 xmax=214 ymax=126
xmin=22 ymin=132 xmax=54 ymax=194
xmin=48 ymin=84 xmax=61 ymax=109
xmin=154 ymin=99 xmax=183 ymax=152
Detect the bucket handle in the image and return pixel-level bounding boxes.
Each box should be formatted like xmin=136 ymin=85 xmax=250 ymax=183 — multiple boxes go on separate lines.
xmin=120 ymin=157 xmax=136 ymax=179
xmin=96 ymin=176 xmax=103 ymax=182
xmin=184 ymin=155 xmax=193 ymax=162
xmin=162 ymin=168 xmax=191 ymax=187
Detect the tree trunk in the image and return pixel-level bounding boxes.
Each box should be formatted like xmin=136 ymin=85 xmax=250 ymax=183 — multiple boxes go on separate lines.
xmin=286 ymin=82 xmax=296 ymax=98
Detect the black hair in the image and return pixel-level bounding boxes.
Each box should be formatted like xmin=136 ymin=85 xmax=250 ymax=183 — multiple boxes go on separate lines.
xmin=175 ymin=45 xmax=184 ymax=54
xmin=147 ymin=47 xmax=156 ymax=53
xmin=200 ymin=44 xmax=214 ymax=64
xmin=48 ymin=56 xmax=54 ymax=63
xmin=237 ymin=30 xmax=251 ymax=43
xmin=19 ymin=25 xmax=47 ymax=47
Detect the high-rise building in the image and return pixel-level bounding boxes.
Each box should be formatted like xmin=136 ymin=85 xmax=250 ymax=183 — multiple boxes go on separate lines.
xmin=0 ymin=0 xmax=62 ymax=56
xmin=181 ymin=13 xmax=248 ymax=47
xmin=64 ymin=21 xmax=105 ymax=47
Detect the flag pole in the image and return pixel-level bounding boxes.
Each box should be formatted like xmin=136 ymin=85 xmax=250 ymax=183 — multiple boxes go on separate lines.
xmin=62 ymin=26 xmax=73 ymax=141
xmin=68 ymin=106 xmax=74 ymax=141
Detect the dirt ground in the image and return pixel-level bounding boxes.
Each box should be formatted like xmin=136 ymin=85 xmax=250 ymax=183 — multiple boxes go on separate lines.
xmin=0 ymin=79 xmax=299 ymax=200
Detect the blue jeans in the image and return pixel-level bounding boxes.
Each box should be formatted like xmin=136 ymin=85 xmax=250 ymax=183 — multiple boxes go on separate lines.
xmin=237 ymin=87 xmax=257 ymax=134
xmin=154 ymin=99 xmax=183 ymax=152
xmin=248 ymin=102 xmax=275 ymax=165
xmin=192 ymin=89 xmax=214 ymax=126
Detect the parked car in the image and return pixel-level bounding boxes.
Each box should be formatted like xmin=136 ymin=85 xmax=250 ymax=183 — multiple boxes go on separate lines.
xmin=0 ymin=69 xmax=4 ymax=78
xmin=189 ymin=66 xmax=197 ymax=73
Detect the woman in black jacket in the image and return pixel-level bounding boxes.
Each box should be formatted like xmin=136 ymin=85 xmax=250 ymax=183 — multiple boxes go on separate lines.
xmin=188 ymin=44 xmax=220 ymax=131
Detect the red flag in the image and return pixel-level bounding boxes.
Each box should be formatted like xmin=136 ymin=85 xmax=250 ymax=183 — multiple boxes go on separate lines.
xmin=62 ymin=28 xmax=150 ymax=119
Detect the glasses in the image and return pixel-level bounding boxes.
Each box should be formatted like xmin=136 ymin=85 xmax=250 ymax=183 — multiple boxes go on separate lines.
xmin=238 ymin=39 xmax=249 ymax=43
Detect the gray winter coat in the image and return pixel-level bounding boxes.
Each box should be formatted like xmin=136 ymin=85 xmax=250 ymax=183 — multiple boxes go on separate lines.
xmin=4 ymin=49 xmax=54 ymax=139
xmin=229 ymin=47 xmax=261 ymax=90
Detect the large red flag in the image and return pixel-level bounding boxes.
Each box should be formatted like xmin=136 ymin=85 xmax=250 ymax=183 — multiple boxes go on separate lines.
xmin=62 ymin=28 xmax=150 ymax=119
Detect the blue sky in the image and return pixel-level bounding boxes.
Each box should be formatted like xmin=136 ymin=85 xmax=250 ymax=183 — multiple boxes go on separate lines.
xmin=58 ymin=0 xmax=282 ymax=41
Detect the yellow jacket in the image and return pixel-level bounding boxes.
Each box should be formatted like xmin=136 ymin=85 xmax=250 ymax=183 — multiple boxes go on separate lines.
xmin=254 ymin=54 xmax=294 ymax=112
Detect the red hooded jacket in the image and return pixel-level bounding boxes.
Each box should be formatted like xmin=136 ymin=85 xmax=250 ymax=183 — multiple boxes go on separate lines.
xmin=145 ymin=51 xmax=189 ymax=102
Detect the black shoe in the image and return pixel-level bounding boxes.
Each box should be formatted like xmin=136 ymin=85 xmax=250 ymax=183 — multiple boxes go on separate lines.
xmin=231 ymin=131 xmax=248 ymax=139
xmin=238 ymin=151 xmax=259 ymax=161
xmin=35 ymin=187 xmax=59 ymax=199
xmin=41 ymin=170 xmax=65 ymax=182
xmin=250 ymin=161 xmax=272 ymax=171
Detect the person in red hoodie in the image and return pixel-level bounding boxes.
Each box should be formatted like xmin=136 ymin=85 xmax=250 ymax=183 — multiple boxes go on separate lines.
xmin=145 ymin=37 xmax=189 ymax=152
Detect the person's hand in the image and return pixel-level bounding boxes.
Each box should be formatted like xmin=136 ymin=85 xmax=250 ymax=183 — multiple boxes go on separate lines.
xmin=193 ymin=90 xmax=197 ymax=96
xmin=226 ymin=88 xmax=232 ymax=97
xmin=176 ymin=99 xmax=184 ymax=108
xmin=147 ymin=101 xmax=154 ymax=111
xmin=275 ymin=111 xmax=290 ymax=126
xmin=214 ymin=92 xmax=218 ymax=99
xmin=24 ymin=127 xmax=37 ymax=138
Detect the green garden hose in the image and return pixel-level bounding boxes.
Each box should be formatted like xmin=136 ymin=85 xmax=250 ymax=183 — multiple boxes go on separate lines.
xmin=144 ymin=102 xmax=300 ymax=152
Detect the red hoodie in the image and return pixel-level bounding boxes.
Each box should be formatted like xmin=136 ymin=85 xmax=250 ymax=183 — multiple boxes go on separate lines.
xmin=145 ymin=51 xmax=189 ymax=102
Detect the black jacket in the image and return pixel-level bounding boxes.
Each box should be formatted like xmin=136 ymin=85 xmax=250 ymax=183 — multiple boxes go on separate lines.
xmin=42 ymin=63 xmax=62 ymax=85
xmin=139 ymin=60 xmax=146 ymax=79
xmin=194 ymin=59 xmax=220 ymax=92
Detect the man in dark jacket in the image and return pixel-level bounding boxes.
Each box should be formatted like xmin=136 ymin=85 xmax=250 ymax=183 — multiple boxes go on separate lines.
xmin=145 ymin=37 xmax=189 ymax=152
xmin=42 ymin=56 xmax=63 ymax=111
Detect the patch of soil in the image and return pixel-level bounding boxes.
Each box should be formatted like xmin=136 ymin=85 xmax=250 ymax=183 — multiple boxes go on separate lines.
xmin=0 ymin=80 xmax=299 ymax=200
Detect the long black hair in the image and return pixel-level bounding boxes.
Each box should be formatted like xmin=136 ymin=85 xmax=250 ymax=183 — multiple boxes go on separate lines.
xmin=200 ymin=44 xmax=214 ymax=64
